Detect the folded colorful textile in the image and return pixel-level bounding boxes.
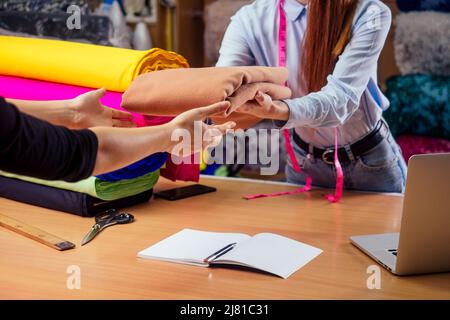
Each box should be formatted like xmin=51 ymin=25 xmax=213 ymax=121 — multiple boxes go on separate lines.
xmin=0 ymin=170 xmax=160 ymax=201
xmin=0 ymin=176 xmax=153 ymax=217
xmin=97 ymin=153 xmax=168 ymax=182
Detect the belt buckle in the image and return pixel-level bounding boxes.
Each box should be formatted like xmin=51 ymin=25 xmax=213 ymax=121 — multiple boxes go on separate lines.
xmin=322 ymin=149 xmax=335 ymax=165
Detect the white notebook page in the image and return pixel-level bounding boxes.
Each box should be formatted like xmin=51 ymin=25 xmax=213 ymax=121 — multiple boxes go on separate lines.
xmin=215 ymin=233 xmax=323 ymax=279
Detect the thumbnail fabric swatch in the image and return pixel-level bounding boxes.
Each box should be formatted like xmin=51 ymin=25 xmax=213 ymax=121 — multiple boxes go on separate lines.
xmin=0 ymin=176 xmax=153 ymax=217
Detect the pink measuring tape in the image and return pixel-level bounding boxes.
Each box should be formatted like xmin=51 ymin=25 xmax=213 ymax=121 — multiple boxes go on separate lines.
xmin=244 ymin=0 xmax=343 ymax=202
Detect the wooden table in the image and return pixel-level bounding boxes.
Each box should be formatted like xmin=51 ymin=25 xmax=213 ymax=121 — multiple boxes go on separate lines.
xmin=0 ymin=177 xmax=449 ymax=299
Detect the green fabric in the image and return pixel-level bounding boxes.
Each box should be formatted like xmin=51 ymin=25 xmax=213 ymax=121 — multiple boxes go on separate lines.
xmin=214 ymin=165 xmax=229 ymax=177
xmin=94 ymin=170 xmax=159 ymax=200
xmin=0 ymin=170 xmax=160 ymax=201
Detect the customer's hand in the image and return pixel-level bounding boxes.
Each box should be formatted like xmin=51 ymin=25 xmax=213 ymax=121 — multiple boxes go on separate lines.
xmin=165 ymin=101 xmax=236 ymax=157
xmin=236 ymin=91 xmax=290 ymax=121
xmin=71 ymin=88 xmax=135 ymax=129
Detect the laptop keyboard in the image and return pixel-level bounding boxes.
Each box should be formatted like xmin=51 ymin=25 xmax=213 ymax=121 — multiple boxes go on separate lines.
xmin=388 ymin=249 xmax=397 ymax=256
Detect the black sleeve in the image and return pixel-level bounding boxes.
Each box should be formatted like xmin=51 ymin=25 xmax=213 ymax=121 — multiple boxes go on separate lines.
xmin=0 ymin=97 xmax=98 ymax=182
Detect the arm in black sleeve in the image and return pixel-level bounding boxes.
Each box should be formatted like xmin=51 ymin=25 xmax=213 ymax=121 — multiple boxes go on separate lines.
xmin=0 ymin=97 xmax=98 ymax=182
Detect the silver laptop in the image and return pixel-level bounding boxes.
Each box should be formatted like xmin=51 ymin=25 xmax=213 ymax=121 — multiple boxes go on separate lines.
xmin=351 ymin=153 xmax=450 ymax=275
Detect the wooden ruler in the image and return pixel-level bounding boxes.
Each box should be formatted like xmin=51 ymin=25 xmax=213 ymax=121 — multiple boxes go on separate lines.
xmin=0 ymin=213 xmax=75 ymax=251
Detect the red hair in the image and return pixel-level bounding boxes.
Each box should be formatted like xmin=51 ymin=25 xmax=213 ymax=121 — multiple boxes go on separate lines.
xmin=300 ymin=0 xmax=358 ymax=93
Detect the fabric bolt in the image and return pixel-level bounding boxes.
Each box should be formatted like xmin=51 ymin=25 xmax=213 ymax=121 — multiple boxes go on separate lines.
xmin=121 ymin=66 xmax=291 ymax=128
xmin=0 ymin=170 xmax=160 ymax=201
xmin=396 ymin=0 xmax=450 ymax=12
xmin=0 ymin=36 xmax=189 ymax=92
xmin=97 ymin=153 xmax=168 ymax=182
xmin=394 ymin=12 xmax=450 ymax=76
xmin=396 ymin=135 xmax=450 ymax=163
xmin=383 ymin=75 xmax=450 ymax=139
xmin=0 ymin=75 xmax=146 ymax=127
xmin=0 ymin=36 xmax=196 ymax=182
xmin=0 ymin=11 xmax=111 ymax=46
xmin=0 ymin=176 xmax=153 ymax=217
xmin=123 ymin=66 xmax=290 ymax=113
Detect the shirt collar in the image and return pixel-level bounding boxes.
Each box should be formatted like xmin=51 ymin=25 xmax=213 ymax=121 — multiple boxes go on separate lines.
xmin=283 ymin=0 xmax=307 ymax=22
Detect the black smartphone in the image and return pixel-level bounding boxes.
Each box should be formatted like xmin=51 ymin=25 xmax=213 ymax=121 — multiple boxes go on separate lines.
xmin=154 ymin=184 xmax=217 ymax=201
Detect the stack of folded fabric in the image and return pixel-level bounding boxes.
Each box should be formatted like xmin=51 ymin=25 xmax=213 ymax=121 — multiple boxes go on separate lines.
xmin=383 ymin=1 xmax=450 ymax=163
xmin=0 ymin=35 xmax=190 ymax=216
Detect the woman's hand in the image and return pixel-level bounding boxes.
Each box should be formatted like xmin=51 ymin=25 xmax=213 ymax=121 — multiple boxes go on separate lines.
xmin=164 ymin=101 xmax=236 ymax=156
xmin=71 ymin=88 xmax=135 ymax=129
xmin=237 ymin=91 xmax=290 ymax=121
xmin=8 ymin=89 xmax=135 ymax=129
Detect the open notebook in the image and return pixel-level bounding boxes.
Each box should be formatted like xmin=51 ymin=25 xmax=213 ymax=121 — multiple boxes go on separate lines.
xmin=137 ymin=229 xmax=322 ymax=279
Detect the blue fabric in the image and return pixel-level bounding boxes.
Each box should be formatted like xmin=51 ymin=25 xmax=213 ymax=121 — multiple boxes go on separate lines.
xmin=217 ymin=0 xmax=392 ymax=148
xmin=383 ymin=75 xmax=450 ymax=139
xmin=396 ymin=0 xmax=450 ymax=12
xmin=96 ymin=152 xmax=168 ymax=182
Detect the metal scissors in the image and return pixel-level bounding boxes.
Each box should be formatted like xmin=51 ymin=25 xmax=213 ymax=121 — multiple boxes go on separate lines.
xmin=81 ymin=209 xmax=134 ymax=246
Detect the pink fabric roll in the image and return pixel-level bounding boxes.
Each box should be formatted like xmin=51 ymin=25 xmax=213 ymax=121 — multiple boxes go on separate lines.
xmin=0 ymin=75 xmax=147 ymax=127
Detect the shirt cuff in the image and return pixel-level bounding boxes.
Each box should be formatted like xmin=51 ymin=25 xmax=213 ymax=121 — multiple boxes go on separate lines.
xmin=272 ymin=98 xmax=309 ymax=130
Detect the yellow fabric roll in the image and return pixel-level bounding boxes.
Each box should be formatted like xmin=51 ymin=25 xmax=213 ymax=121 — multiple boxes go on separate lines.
xmin=0 ymin=36 xmax=189 ymax=92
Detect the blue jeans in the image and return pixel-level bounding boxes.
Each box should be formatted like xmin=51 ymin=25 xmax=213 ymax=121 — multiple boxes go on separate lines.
xmin=285 ymin=129 xmax=408 ymax=193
